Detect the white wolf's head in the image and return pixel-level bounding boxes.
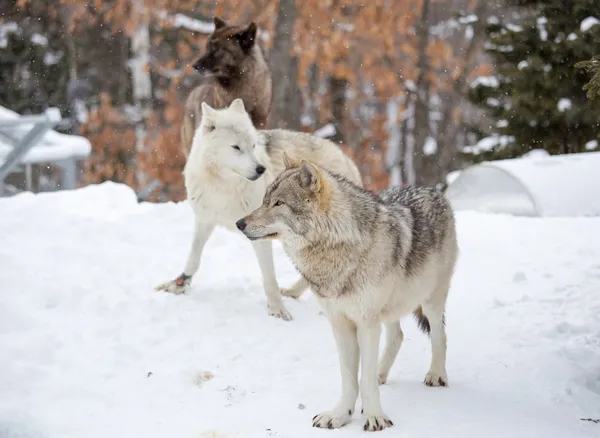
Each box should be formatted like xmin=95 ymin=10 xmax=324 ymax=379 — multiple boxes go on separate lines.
xmin=196 ymin=99 xmax=265 ymax=181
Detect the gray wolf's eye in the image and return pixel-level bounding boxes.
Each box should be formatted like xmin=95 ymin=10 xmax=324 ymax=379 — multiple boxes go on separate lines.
xmin=274 ymin=200 xmax=284 ymax=207
xmin=231 ymin=145 xmax=240 ymax=151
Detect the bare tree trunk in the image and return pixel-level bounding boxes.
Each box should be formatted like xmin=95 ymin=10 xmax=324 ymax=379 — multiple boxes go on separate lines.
xmin=130 ymin=1 xmax=153 ymax=187
xmin=329 ymin=75 xmax=347 ymax=145
xmin=413 ymin=0 xmax=432 ymax=186
xmin=269 ymin=0 xmax=299 ymax=129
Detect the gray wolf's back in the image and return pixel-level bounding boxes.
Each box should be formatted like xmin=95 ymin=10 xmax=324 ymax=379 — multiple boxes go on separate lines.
xmin=379 ymin=185 xmax=456 ymax=277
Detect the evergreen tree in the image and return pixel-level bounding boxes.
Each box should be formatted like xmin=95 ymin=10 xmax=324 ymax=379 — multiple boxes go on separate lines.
xmin=575 ymin=54 xmax=600 ymax=99
xmin=467 ymin=0 xmax=600 ymax=160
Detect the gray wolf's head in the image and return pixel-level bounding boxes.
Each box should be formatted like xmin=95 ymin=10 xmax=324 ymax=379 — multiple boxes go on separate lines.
xmin=193 ymin=17 xmax=257 ymax=83
xmin=236 ymin=155 xmax=331 ymax=242
xmin=198 ymin=99 xmax=265 ymax=181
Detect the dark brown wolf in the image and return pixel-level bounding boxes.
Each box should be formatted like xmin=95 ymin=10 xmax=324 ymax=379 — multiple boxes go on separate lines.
xmin=180 ymin=16 xmax=272 ymax=157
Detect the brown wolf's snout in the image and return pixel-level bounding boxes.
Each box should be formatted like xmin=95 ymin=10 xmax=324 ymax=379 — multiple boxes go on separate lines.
xmin=193 ymin=55 xmax=211 ymax=72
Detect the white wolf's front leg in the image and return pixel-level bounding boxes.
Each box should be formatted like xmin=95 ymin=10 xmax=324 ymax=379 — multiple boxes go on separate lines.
xmin=251 ymin=240 xmax=292 ymax=321
xmin=313 ymin=315 xmax=359 ymax=429
xmin=357 ymin=322 xmax=393 ymax=432
xmin=155 ymin=221 xmax=215 ymax=295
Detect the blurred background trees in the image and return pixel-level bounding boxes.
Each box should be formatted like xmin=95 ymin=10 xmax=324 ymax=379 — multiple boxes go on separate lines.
xmin=1 ymin=0 xmax=599 ymax=201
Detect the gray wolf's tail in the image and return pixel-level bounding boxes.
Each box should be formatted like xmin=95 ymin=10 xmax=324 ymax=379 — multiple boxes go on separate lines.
xmin=413 ymin=306 xmax=445 ymax=336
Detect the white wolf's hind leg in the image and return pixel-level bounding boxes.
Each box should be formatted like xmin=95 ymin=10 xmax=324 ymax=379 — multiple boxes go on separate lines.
xmin=378 ymin=321 xmax=403 ymax=385
xmin=251 ymin=240 xmax=292 ymax=321
xmin=313 ymin=315 xmax=359 ymax=429
xmin=155 ymin=221 xmax=214 ymax=294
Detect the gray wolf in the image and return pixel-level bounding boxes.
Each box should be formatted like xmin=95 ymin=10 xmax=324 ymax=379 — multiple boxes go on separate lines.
xmin=154 ymin=99 xmax=363 ymax=322
xmin=181 ymin=16 xmax=272 ymax=158
xmin=237 ymin=158 xmax=458 ymax=431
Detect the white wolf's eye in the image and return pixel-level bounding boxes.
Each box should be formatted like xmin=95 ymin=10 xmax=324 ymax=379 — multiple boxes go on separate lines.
xmin=274 ymin=200 xmax=284 ymax=207
xmin=231 ymin=145 xmax=240 ymax=151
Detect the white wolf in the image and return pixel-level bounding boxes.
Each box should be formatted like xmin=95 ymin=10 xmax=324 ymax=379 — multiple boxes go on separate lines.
xmin=154 ymin=99 xmax=362 ymax=321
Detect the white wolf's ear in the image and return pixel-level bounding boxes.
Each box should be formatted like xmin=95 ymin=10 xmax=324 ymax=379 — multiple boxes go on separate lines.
xmin=282 ymin=152 xmax=300 ymax=170
xmin=299 ymin=159 xmax=322 ymax=193
xmin=201 ymin=101 xmax=217 ymax=118
xmin=213 ymin=16 xmax=227 ymax=30
xmin=201 ymin=102 xmax=217 ymax=130
xmin=229 ymin=98 xmax=246 ymax=114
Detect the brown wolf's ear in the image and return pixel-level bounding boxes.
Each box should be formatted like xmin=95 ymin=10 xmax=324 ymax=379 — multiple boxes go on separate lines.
xmin=299 ymin=159 xmax=322 ymax=193
xmin=236 ymin=22 xmax=257 ymax=53
xmin=282 ymin=152 xmax=300 ymax=170
xmin=214 ymin=16 xmax=227 ymax=29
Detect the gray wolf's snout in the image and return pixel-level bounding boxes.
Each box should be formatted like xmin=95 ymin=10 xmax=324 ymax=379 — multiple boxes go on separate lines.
xmin=255 ymin=165 xmax=266 ymax=175
xmin=236 ymin=218 xmax=246 ymax=232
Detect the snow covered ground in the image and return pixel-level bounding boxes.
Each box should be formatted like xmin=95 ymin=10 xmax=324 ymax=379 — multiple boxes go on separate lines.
xmin=1 ymin=182 xmax=600 ymax=438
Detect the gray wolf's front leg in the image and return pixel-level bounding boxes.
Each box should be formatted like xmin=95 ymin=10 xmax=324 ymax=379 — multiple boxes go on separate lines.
xmin=357 ymin=322 xmax=393 ymax=431
xmin=251 ymin=240 xmax=292 ymax=321
xmin=155 ymin=221 xmax=215 ymax=294
xmin=313 ymin=314 xmax=359 ymax=429
xmin=280 ymin=276 xmax=310 ymax=299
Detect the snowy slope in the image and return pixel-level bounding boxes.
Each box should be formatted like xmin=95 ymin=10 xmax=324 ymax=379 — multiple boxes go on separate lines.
xmin=1 ymin=182 xmax=599 ymax=438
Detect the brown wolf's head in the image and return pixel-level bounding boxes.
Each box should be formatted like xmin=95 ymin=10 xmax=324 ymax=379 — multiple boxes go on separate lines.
xmin=193 ymin=17 xmax=258 ymax=83
xmin=236 ymin=155 xmax=332 ymax=243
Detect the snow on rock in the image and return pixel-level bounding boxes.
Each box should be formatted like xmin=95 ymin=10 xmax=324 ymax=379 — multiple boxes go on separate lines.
xmin=423 ymin=136 xmax=437 ymax=155
xmin=313 ymin=123 xmax=336 ymax=138
xmin=0 ymin=22 xmax=18 ymax=48
xmin=0 ymin=106 xmax=91 ymax=165
xmin=558 ymin=98 xmax=573 ymax=112
xmin=463 ymin=134 xmax=514 ymax=154
xmin=522 ymin=149 xmax=551 ymax=159
xmin=585 ymin=140 xmax=598 ymax=151
xmin=537 ymin=17 xmax=548 ymax=41
xmin=30 ymin=33 xmax=48 ymax=46
xmin=1 ymin=183 xmax=600 ymax=438
xmin=568 ymin=33 xmax=578 ymax=41
xmin=506 ymin=23 xmax=523 ymax=32
xmin=581 ymin=17 xmax=600 ymax=32
xmin=470 ymin=75 xmax=499 ymax=88
xmin=518 ymin=60 xmax=529 ymax=70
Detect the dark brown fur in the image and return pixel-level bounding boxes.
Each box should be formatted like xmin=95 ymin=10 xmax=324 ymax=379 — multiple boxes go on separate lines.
xmin=181 ymin=16 xmax=273 ymax=157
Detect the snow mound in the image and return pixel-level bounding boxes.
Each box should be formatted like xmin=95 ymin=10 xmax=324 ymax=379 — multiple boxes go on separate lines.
xmin=581 ymin=17 xmax=600 ymax=32
xmin=447 ymin=151 xmax=600 ymax=217
xmin=1 ymin=183 xmax=600 ymax=437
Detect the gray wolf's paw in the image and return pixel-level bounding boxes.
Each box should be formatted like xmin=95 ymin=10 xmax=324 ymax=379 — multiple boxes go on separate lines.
xmin=312 ymin=410 xmax=353 ymax=429
xmin=154 ymin=274 xmax=191 ymax=295
xmin=424 ymin=371 xmax=448 ymax=387
xmin=280 ymin=286 xmax=304 ymax=299
xmin=268 ymin=301 xmax=293 ymax=321
xmin=363 ymin=413 xmax=393 ymax=432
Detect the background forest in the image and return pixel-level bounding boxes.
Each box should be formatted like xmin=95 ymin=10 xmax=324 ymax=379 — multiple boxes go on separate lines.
xmin=1 ymin=0 xmax=599 ymax=201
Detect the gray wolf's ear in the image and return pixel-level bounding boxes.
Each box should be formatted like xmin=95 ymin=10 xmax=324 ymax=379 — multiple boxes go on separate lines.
xmin=282 ymin=152 xmax=300 ymax=170
xmin=299 ymin=159 xmax=322 ymax=193
xmin=213 ymin=16 xmax=227 ymax=30
xmin=229 ymin=98 xmax=246 ymax=113
xmin=236 ymin=22 xmax=257 ymax=53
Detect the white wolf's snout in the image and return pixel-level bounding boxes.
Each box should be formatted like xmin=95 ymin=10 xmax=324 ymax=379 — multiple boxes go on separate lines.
xmin=245 ymin=163 xmax=267 ymax=181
